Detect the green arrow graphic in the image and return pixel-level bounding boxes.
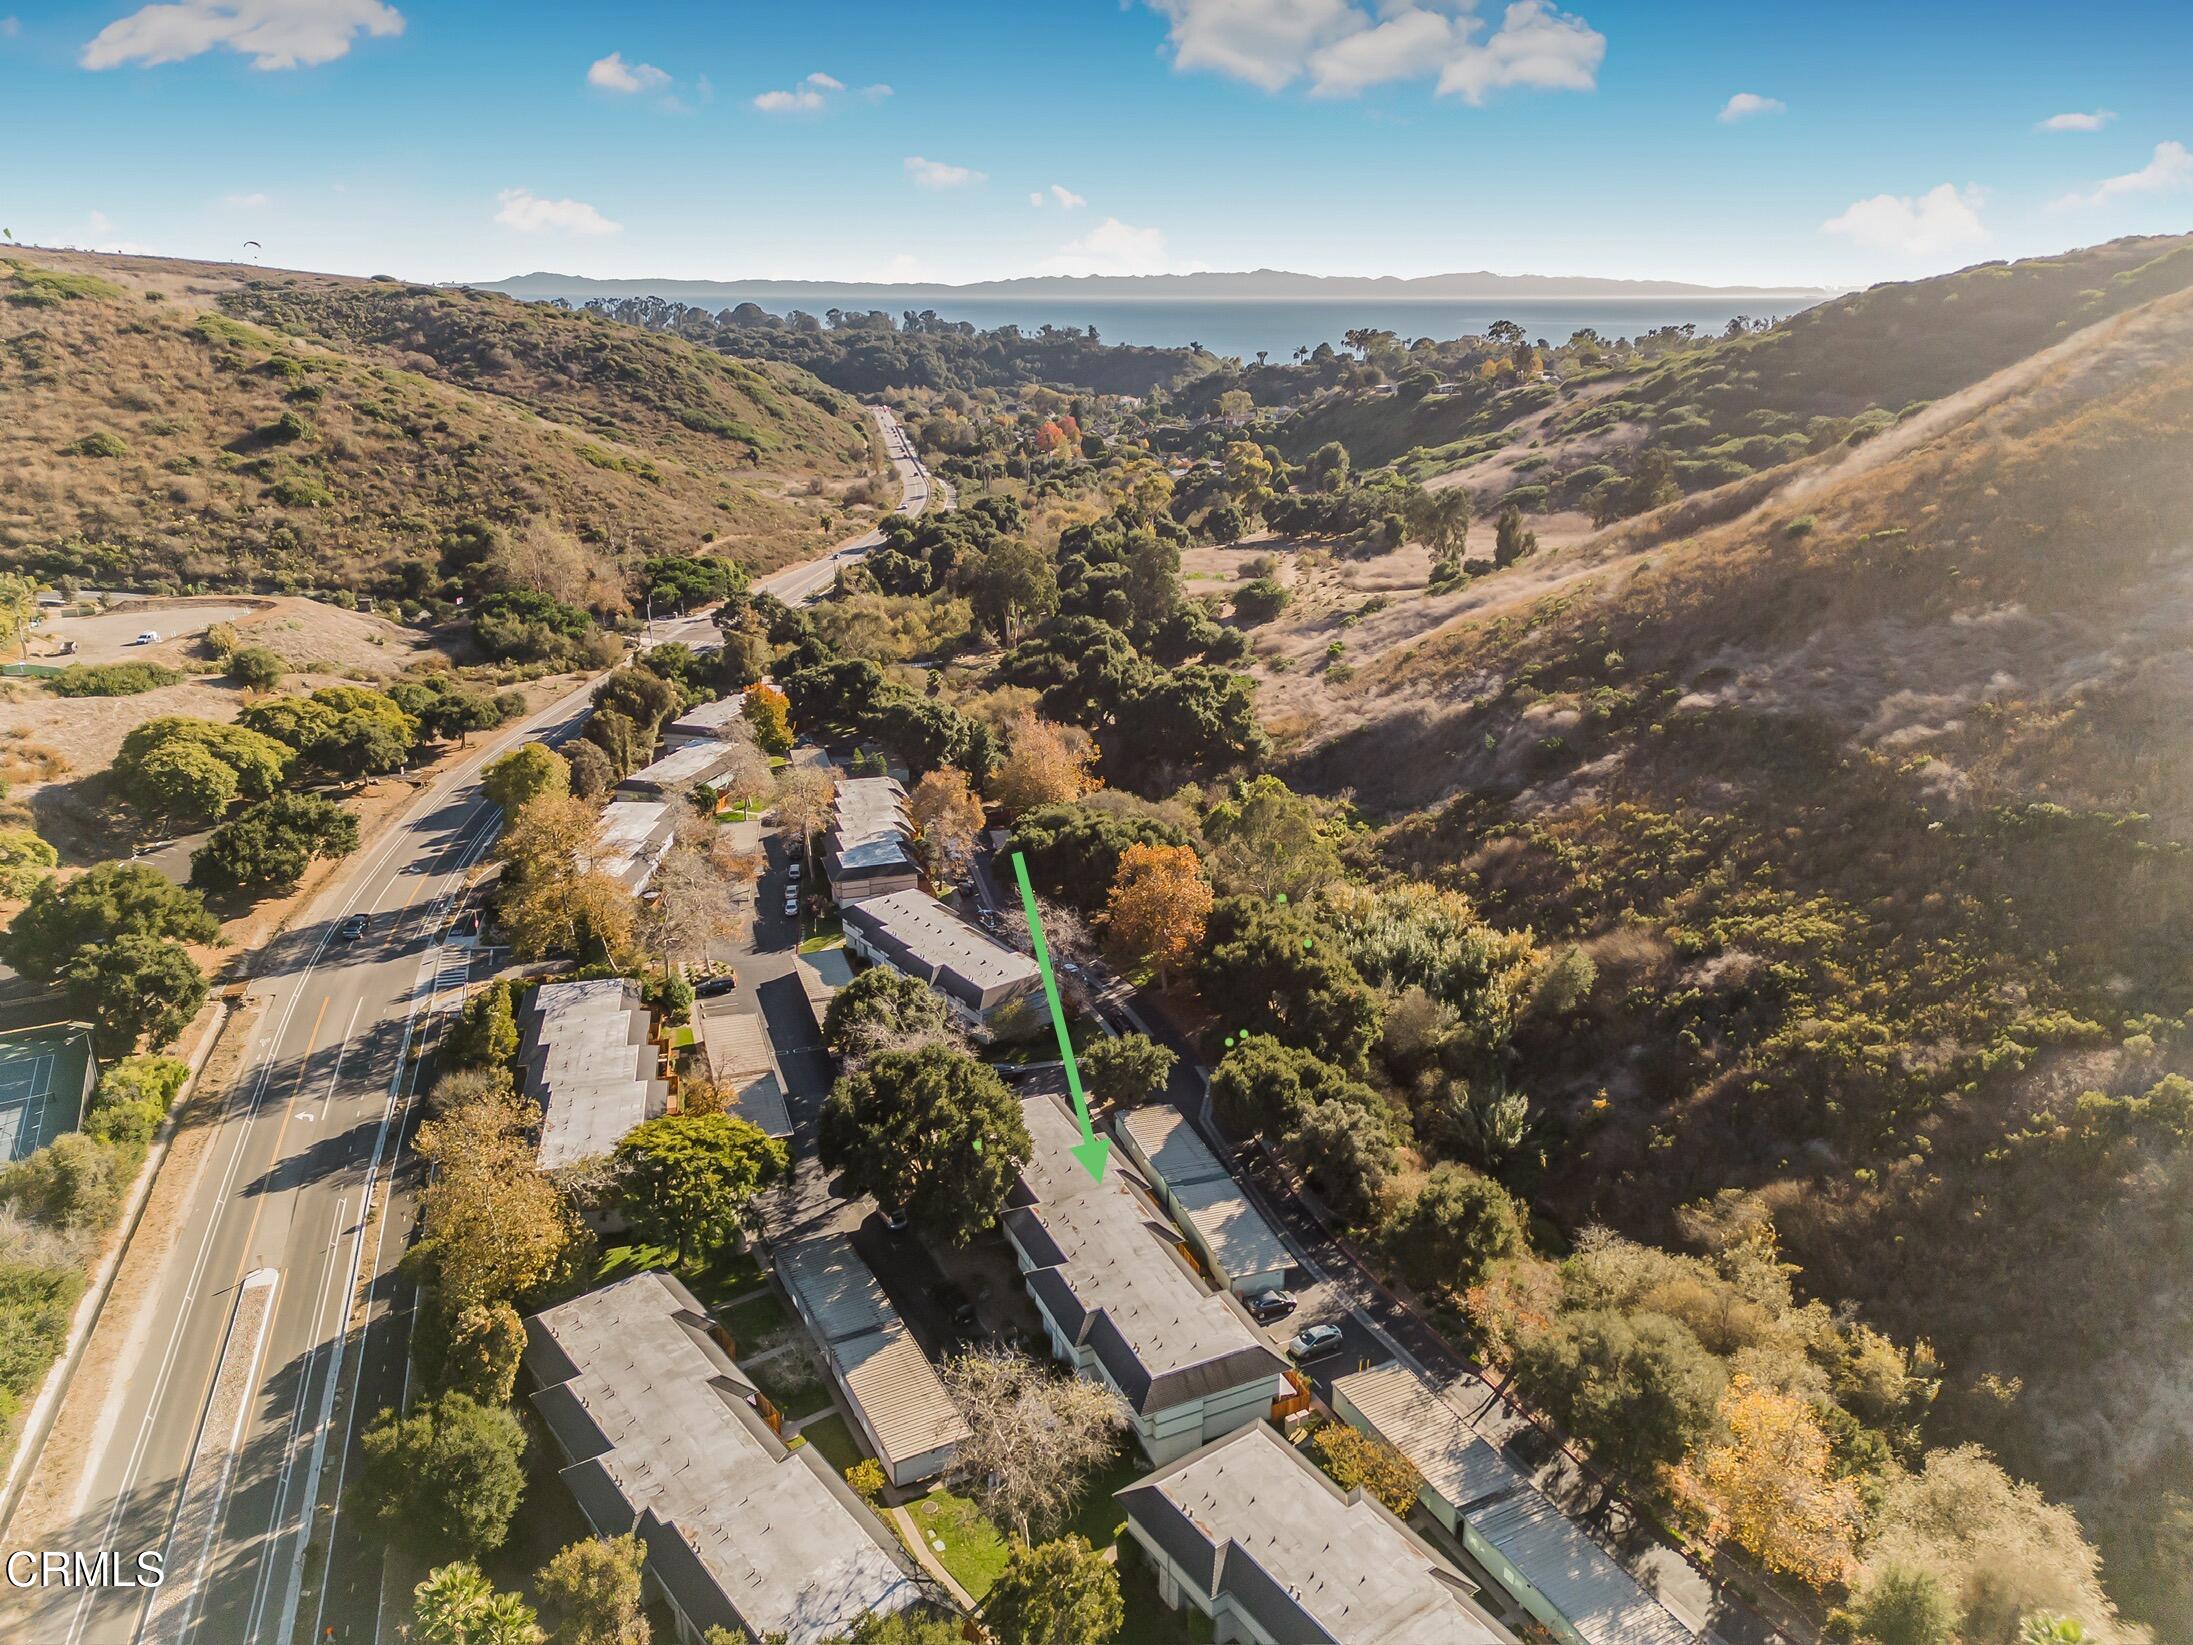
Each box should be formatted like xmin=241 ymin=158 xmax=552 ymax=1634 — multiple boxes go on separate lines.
xmin=1010 ymin=850 xmax=1110 ymax=1183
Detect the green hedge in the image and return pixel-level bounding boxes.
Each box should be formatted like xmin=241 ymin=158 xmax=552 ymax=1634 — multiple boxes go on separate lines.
xmin=50 ymin=661 xmax=187 ymax=697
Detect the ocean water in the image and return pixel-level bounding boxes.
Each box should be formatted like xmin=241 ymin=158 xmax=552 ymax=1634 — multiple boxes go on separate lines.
xmin=709 ymin=293 xmax=1828 ymax=360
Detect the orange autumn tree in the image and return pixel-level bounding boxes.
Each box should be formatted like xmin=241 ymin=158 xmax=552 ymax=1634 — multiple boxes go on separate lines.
xmin=742 ymin=681 xmax=792 ymax=756
xmin=992 ymin=713 xmax=1099 ymax=815
xmin=1101 ymin=842 xmax=1211 ymax=989
xmin=1672 ymin=1374 xmax=1864 ymax=1589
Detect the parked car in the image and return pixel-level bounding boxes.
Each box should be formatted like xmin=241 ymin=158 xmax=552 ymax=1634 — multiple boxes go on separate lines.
xmin=694 ymin=973 xmax=738 ymax=999
xmin=786 ymin=859 xmax=803 ymax=882
xmin=881 ymin=1206 xmax=910 ymax=1233
xmin=783 ymin=890 xmax=801 ymax=918
xmin=336 ymin=912 xmax=371 ymax=942
xmin=1245 ymin=1289 xmax=1298 ymax=1324
xmin=1286 ymin=1323 xmax=1345 ymax=1362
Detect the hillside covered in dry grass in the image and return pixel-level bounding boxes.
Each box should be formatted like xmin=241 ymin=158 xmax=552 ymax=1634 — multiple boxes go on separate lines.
xmin=1292 ymin=275 xmax=2193 ymax=1630
xmin=0 ymin=250 xmax=878 ymax=607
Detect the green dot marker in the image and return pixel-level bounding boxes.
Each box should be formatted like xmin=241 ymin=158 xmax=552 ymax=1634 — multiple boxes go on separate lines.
xmin=972 ymin=1136 xmax=983 ymax=1154
xmin=1275 ymin=893 xmax=1288 ymax=905
xmin=1303 ymin=938 xmax=1314 ymax=950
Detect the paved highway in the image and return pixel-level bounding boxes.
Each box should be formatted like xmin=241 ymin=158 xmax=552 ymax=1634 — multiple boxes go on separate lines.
xmin=4 ymin=404 xmax=930 ymax=1645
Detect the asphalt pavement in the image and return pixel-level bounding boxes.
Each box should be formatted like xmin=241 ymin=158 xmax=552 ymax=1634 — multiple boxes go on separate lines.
xmin=0 ymin=404 xmax=927 ymax=1645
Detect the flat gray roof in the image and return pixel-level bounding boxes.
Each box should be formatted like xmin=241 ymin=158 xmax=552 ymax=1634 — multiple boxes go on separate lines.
xmin=698 ymin=1008 xmax=793 ymax=1139
xmin=524 ymin=979 xmax=667 ymax=1170
xmin=1117 ymin=1423 xmax=1513 ymax=1644
xmin=524 ymin=1273 xmax=920 ymax=1645
xmin=793 ymin=947 xmax=855 ymax=1024
xmin=666 ymin=695 xmax=747 ymax=738
xmin=825 ymin=776 xmax=917 ymax=880
xmin=842 ymin=889 xmax=1038 ymax=1007
xmin=598 ymin=798 xmax=672 ymax=855
xmin=1116 ymin=1106 xmax=1289 ymax=1283
xmin=1334 ymin=1365 xmax=1696 ymax=1645
xmin=777 ymin=1237 xmax=970 ymax=1476
xmin=1006 ymin=1094 xmax=1285 ymax=1416
xmin=597 ymin=800 xmax=675 ymax=892
xmin=621 ymin=740 xmax=740 ymax=793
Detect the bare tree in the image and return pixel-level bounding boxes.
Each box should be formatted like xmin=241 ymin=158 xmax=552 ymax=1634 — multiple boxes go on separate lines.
xmin=940 ymin=1346 xmax=1131 ymax=1543
xmin=994 ymin=895 xmax=1100 ymax=1016
xmin=637 ymin=844 xmax=751 ymax=974
xmin=772 ymin=766 xmax=835 ymax=874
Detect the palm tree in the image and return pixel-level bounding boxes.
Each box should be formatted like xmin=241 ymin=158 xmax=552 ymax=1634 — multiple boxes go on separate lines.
xmin=412 ymin=1562 xmax=543 ymax=1645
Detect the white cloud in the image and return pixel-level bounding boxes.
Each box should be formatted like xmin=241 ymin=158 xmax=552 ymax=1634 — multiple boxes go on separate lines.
xmin=1719 ymin=91 xmax=1784 ymax=122
xmin=904 ymin=155 xmax=986 ymax=190
xmin=860 ymin=82 xmax=892 ymax=100
xmin=1146 ymin=0 xmax=1602 ymax=103
xmin=2037 ymin=109 xmax=2114 ymax=133
xmin=1029 ymin=183 xmax=1086 ymax=208
xmin=222 ymin=190 xmax=272 ymax=208
xmin=1822 ymin=183 xmax=1988 ymax=258
xmin=1044 ymin=217 xmax=1176 ymax=276
xmin=1 ymin=17 xmax=20 ymax=38
xmin=81 ymin=0 xmax=403 ymax=71
xmin=2054 ymin=140 xmax=2192 ymax=207
xmin=1307 ymin=6 xmax=1453 ymax=95
xmin=753 ymin=71 xmax=861 ymax=113
xmin=494 ymin=187 xmax=621 ymax=237
xmin=1437 ymin=2 xmax=1602 ymax=104
xmin=752 ymin=86 xmax=824 ymax=112
xmin=587 ymin=51 xmax=670 ymax=94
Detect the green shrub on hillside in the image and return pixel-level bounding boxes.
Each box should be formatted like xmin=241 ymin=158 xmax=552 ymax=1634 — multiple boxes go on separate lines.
xmin=50 ymin=661 xmax=186 ymax=697
xmin=66 ymin=430 xmax=129 ymax=458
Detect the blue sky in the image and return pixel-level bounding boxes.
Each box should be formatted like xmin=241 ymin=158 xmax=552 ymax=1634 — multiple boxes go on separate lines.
xmin=1 ymin=1 xmax=2188 ymax=289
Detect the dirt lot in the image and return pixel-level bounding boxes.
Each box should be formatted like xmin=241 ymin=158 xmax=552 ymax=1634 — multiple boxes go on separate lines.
xmin=30 ymin=601 xmax=261 ymax=667
xmin=0 ymin=595 xmax=451 ymax=862
xmin=26 ymin=594 xmax=435 ymax=677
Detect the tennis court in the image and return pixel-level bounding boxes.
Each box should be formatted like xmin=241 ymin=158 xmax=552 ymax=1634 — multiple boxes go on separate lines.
xmin=0 ymin=1026 xmax=95 ymax=1163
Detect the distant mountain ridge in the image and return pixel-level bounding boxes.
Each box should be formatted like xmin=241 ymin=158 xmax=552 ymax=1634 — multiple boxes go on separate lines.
xmin=479 ymin=268 xmax=1838 ymax=305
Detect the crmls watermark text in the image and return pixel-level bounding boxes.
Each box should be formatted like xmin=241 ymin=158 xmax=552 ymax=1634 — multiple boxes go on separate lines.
xmin=5 ymin=1549 xmax=166 ymax=1589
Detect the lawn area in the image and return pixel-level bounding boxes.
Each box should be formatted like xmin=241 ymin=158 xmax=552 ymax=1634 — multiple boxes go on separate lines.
xmin=793 ymin=1411 xmax=868 ymax=1475
xmin=593 ymin=1241 xmax=763 ymax=1313
xmin=797 ymin=918 xmax=843 ymax=953
xmin=719 ymin=1287 xmax=791 ymax=1349
xmin=905 ymin=1487 xmax=1014 ymax=1600
xmin=1058 ymin=1447 xmax=1145 ymax=1552
xmin=748 ymin=1351 xmax=835 ymax=1421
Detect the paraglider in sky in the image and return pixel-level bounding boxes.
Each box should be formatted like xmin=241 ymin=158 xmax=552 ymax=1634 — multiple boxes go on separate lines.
xmin=244 ymin=240 xmax=261 ymax=261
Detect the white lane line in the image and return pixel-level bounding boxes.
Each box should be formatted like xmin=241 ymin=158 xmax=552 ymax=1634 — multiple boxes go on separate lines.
xmin=66 ymin=780 xmax=504 ymax=1645
xmin=236 ymin=995 xmax=361 ymax=1641
xmin=238 ymin=1196 xmax=345 ymax=1644
xmin=292 ymin=816 xmax=507 ymax=1645
xmin=138 ymin=1268 xmax=280 ymax=1645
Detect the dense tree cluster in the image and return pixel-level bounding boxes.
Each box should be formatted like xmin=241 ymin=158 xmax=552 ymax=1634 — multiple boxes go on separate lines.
xmin=583 ymin=296 xmax=1211 ymax=398
xmin=818 ymin=1044 xmax=1031 ymax=1245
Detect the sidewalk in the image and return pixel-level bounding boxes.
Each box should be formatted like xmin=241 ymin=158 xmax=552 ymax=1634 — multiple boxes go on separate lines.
xmin=887 ymin=1504 xmax=977 ymax=1610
